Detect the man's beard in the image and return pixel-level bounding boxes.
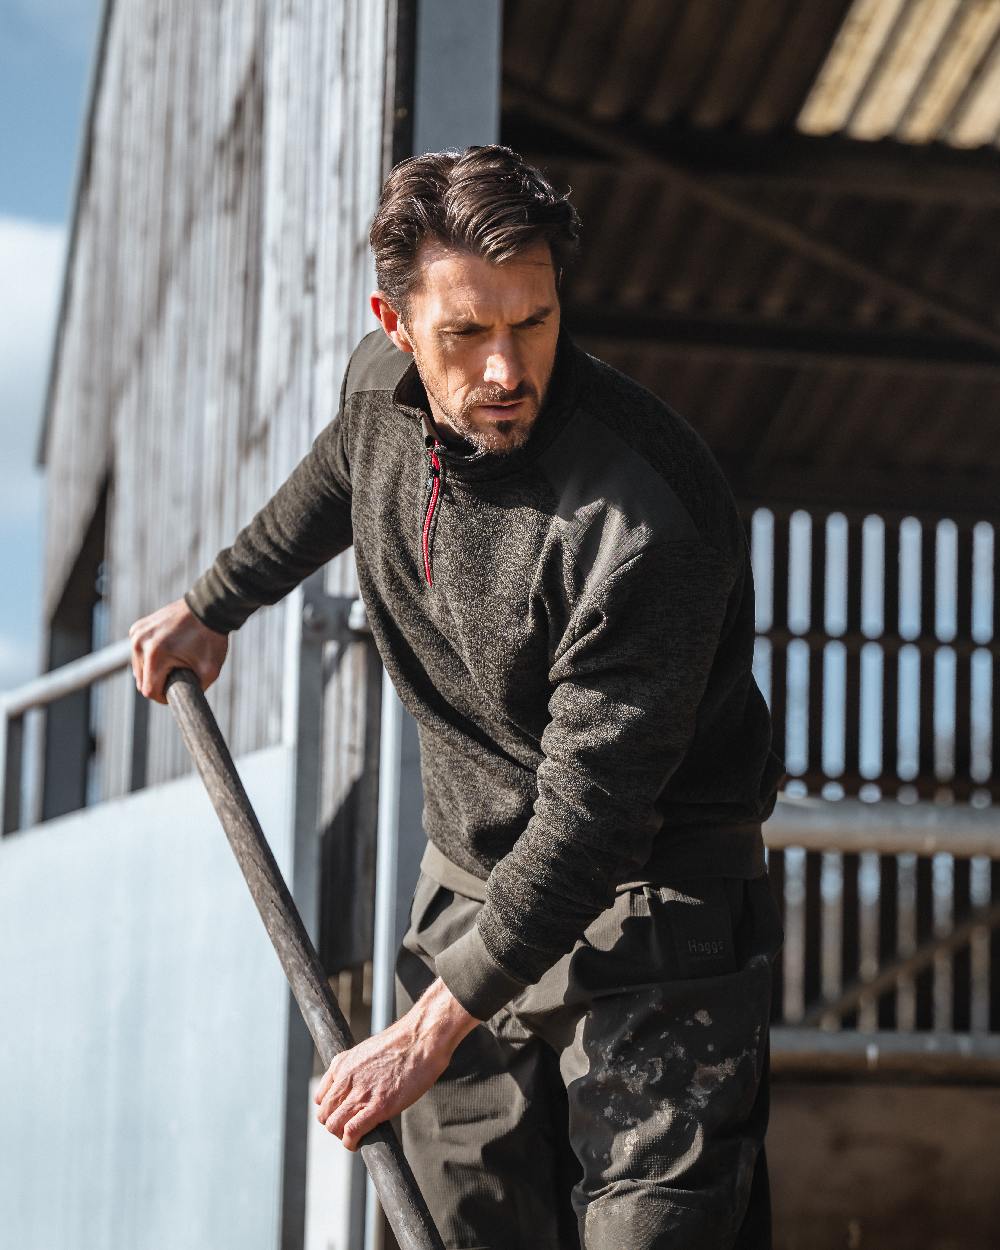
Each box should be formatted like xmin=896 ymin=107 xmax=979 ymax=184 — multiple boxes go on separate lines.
xmin=413 ymin=350 xmax=540 ymax=455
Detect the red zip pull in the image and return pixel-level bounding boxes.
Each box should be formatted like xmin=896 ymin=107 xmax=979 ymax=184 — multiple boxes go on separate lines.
xmin=422 ymin=439 xmax=443 ymax=585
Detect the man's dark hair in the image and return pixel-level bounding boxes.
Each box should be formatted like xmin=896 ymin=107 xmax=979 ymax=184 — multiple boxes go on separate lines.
xmin=369 ymin=144 xmax=581 ymax=315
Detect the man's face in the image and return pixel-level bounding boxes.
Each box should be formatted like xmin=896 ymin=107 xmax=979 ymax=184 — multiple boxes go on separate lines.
xmin=373 ymin=239 xmax=561 ymax=455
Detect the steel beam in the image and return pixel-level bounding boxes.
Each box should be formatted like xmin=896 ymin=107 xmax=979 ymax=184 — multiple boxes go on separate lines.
xmin=569 ymin=306 xmax=1000 ymax=380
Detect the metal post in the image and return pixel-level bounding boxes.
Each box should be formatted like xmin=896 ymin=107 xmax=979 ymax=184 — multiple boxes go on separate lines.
xmin=412 ymin=0 xmax=502 ymax=152
xmin=129 ymin=683 xmax=149 ymax=793
xmin=364 ymin=680 xmax=426 ymax=1250
xmin=364 ymin=679 xmax=404 ymax=1250
xmin=278 ymin=581 xmax=326 ymax=1250
xmin=371 ymin=679 xmax=405 ymax=1036
xmin=0 ymin=710 xmax=23 ymax=834
xmin=281 ymin=575 xmax=376 ymax=1249
xmin=281 ymin=578 xmax=384 ymax=1250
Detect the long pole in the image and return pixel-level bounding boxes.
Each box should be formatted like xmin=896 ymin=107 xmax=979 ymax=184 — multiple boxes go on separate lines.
xmin=164 ymin=667 xmax=444 ymax=1250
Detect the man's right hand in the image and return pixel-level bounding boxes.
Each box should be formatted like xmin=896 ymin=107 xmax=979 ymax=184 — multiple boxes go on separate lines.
xmin=128 ymin=597 xmax=229 ymax=704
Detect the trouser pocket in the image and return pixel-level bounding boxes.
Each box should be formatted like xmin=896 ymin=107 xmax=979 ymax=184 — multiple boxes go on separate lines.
xmin=652 ymin=876 xmax=741 ymax=979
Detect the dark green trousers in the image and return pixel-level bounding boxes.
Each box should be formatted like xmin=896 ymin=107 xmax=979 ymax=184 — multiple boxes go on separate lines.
xmin=395 ymin=868 xmax=784 ymax=1250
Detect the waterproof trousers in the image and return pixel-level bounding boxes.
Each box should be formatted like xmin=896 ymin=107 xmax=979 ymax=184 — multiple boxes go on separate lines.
xmin=395 ymin=867 xmax=784 ymax=1250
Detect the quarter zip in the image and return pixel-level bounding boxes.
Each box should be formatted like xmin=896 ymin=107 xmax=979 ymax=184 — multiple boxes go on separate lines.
xmin=422 ymin=437 xmax=444 ymax=585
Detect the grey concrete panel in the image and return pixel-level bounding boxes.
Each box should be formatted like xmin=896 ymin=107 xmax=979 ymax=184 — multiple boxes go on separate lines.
xmin=413 ymin=0 xmax=502 ymax=154
xmin=0 ymin=745 xmax=346 ymax=1250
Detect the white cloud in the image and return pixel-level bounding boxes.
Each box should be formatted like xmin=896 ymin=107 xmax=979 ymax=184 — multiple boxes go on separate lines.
xmin=0 ymin=216 xmax=65 ymax=523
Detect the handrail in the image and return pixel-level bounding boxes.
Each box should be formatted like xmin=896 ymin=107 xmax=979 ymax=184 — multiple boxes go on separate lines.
xmin=3 ymin=638 xmax=1000 ymax=857
xmin=767 ymin=792 xmax=1000 ymax=858
xmin=0 ymin=595 xmax=371 ymax=720
xmin=1 ymin=597 xmax=372 ymax=835
xmin=1 ymin=637 xmax=135 ymax=833
xmin=1 ymin=638 xmax=132 ymax=717
xmin=770 ymin=1027 xmax=1000 ymax=1082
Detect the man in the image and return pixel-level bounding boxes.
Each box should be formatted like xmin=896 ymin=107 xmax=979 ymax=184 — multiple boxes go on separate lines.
xmin=130 ymin=144 xmax=786 ymax=1249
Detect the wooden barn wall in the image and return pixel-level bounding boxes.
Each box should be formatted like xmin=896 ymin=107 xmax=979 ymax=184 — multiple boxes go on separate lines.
xmin=41 ymin=0 xmax=396 ymax=801
xmin=41 ymin=1 xmax=122 ymax=630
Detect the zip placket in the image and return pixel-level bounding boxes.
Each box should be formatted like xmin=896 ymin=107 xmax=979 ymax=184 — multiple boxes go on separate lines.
xmin=422 ymin=437 xmax=444 ymax=585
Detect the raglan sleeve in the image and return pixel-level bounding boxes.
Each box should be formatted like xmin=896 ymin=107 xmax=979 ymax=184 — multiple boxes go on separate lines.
xmin=184 ymin=371 xmax=355 ymax=634
xmin=434 ymin=536 xmax=739 ymax=1020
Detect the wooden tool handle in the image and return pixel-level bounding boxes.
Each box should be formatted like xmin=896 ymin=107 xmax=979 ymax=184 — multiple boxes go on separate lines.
xmin=164 ymin=667 xmax=444 ymax=1250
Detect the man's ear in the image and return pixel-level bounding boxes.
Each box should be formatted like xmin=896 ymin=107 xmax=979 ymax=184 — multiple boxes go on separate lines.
xmin=370 ymin=292 xmax=414 ymax=354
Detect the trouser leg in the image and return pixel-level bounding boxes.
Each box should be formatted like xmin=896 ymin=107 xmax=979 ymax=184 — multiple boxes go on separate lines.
xmin=520 ymin=873 xmax=782 ymax=1250
xmin=394 ymin=866 xmax=783 ymax=1250
xmin=732 ymin=1031 xmax=772 ymax=1250
xmin=395 ymin=872 xmax=581 ymax=1250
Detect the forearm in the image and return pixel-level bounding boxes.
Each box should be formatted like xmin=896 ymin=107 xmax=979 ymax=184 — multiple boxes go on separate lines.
xmin=414 ymin=975 xmax=483 ymax=1039
xmin=314 ymin=975 xmax=478 ymax=1151
xmin=186 ymin=430 xmax=353 ymax=633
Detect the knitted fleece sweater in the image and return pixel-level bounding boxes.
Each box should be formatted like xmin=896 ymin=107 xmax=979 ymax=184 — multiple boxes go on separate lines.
xmin=185 ymin=324 xmax=786 ymax=1020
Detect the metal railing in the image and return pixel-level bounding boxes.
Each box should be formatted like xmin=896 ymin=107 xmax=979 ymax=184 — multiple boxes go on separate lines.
xmin=4 ymin=617 xmax=1000 ymax=1082
xmin=766 ymin=794 xmax=1000 ymax=1077
xmin=0 ymin=637 xmax=137 ymax=833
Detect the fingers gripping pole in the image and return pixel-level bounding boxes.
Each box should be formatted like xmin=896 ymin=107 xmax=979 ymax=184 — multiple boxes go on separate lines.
xmin=164 ymin=667 xmax=444 ymax=1250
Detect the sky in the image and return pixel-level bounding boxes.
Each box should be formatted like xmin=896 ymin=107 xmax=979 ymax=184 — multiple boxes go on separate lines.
xmin=0 ymin=0 xmax=101 ymax=692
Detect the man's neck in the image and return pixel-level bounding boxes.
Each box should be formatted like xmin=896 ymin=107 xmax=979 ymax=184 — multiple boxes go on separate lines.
xmin=426 ymin=407 xmax=474 ymax=454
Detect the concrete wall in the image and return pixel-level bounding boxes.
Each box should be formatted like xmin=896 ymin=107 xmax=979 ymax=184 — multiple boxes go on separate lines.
xmin=0 ymin=744 xmax=351 ymax=1250
xmin=770 ymin=1079 xmax=1000 ymax=1249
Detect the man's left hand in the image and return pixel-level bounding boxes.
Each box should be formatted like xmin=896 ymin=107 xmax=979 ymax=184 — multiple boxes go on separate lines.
xmin=314 ymin=975 xmax=479 ymax=1151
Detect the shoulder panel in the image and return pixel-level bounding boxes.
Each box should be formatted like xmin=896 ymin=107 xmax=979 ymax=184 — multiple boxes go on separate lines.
xmin=345 ymin=329 xmax=414 ymax=398
xmin=538 ymin=409 xmax=700 ymax=585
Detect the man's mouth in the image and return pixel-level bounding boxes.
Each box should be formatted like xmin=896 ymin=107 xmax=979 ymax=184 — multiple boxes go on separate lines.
xmin=477 ymin=399 xmax=525 ymax=416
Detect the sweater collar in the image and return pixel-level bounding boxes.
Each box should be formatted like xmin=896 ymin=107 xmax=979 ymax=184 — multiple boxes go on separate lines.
xmin=391 ymin=323 xmax=583 ymax=482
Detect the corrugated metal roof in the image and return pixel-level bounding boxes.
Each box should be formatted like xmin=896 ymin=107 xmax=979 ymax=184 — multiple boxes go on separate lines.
xmin=552 ymin=175 xmax=1000 ymax=505
xmin=504 ymin=0 xmax=856 ymax=134
xmin=503 ymin=0 xmax=1000 ymax=148
xmin=799 ymin=0 xmax=1000 ymax=147
xmin=502 ymin=0 xmax=1000 ymax=517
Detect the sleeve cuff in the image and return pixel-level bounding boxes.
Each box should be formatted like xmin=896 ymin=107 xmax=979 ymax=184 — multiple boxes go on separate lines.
xmin=434 ymin=922 xmax=531 ymax=1021
xmin=183 ymin=575 xmax=247 ymax=635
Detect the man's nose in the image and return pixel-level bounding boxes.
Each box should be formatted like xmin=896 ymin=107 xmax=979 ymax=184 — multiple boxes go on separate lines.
xmin=483 ymin=341 xmax=523 ymax=391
